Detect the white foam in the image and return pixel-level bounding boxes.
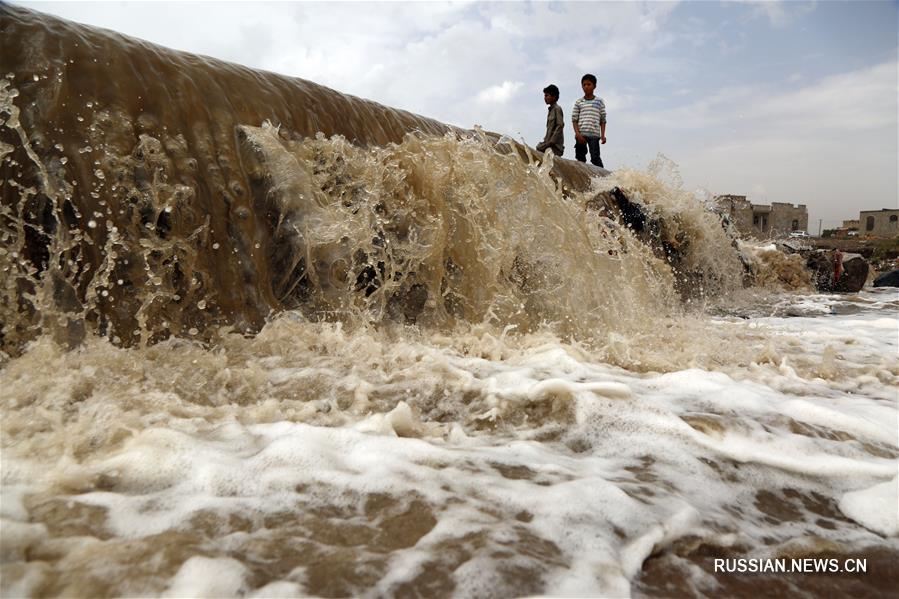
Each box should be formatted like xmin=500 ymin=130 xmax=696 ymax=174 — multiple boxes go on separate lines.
xmin=248 ymin=581 xmax=305 ymax=598
xmin=162 ymin=556 xmax=249 ymax=598
xmin=620 ymin=505 xmax=700 ymax=577
xmin=839 ymin=476 xmax=899 ymax=537
xmin=0 ymin=562 xmax=48 ymax=598
xmin=1 ymin=293 xmax=897 ymax=596
xmin=0 ymin=520 xmax=47 ymax=562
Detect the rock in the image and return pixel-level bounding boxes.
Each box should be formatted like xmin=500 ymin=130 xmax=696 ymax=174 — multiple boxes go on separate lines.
xmin=806 ymin=250 xmax=869 ymax=293
xmin=776 ymin=240 xmax=810 ymax=254
xmin=836 ymin=253 xmax=869 ymax=292
xmin=806 ymin=251 xmax=833 ymax=291
xmin=873 ymin=269 xmax=899 ymax=288
xmin=586 ymin=187 xmax=683 ymax=264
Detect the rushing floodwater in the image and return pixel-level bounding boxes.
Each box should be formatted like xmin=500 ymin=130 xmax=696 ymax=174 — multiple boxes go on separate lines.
xmin=1 ymin=5 xmax=897 ymax=598
xmin=1 ymin=290 xmax=897 ymax=597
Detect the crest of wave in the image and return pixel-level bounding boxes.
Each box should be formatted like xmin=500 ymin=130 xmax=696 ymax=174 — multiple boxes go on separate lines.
xmin=738 ymin=242 xmax=813 ymax=291
xmin=594 ymin=155 xmax=745 ymax=302
xmin=240 ymin=125 xmax=745 ymax=343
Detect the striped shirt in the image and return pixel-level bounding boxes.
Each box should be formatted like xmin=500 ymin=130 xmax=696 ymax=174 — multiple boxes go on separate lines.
xmin=572 ymin=96 xmax=606 ymax=136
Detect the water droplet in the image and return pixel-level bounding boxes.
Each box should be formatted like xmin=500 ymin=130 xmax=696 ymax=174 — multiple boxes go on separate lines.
xmin=87 ymin=220 xmax=97 ymax=228
xmin=197 ymin=300 xmax=207 ymax=310
xmin=60 ymin=157 xmax=68 ymax=165
xmin=212 ymin=243 xmax=220 ymax=250
xmin=32 ymin=74 xmax=39 ymax=81
xmin=188 ymin=328 xmax=199 ymax=335
xmin=94 ymin=169 xmax=105 ymax=179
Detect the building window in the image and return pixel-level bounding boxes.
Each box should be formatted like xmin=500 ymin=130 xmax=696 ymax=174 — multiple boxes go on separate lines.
xmin=753 ymin=215 xmax=759 ymax=226
xmin=866 ymin=216 xmax=875 ymax=231
xmin=792 ymin=219 xmax=799 ymax=231
xmin=891 ymin=215 xmax=898 ymax=223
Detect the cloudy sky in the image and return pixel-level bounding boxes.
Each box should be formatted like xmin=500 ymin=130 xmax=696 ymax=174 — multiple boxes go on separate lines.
xmin=18 ymin=1 xmax=898 ymax=230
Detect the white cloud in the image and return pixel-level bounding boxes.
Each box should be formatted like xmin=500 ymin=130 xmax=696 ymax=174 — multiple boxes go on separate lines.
xmin=17 ymin=1 xmax=683 ymax=134
xmin=477 ymin=81 xmax=523 ymax=104
xmin=734 ymin=0 xmax=817 ymax=28
xmin=750 ymin=1 xmax=789 ymax=27
xmin=678 ymin=131 xmax=897 ymax=224
xmin=13 ymin=0 xmax=895 ymax=230
xmin=610 ymin=60 xmax=896 ymax=225
xmin=625 ymin=61 xmax=897 ymax=136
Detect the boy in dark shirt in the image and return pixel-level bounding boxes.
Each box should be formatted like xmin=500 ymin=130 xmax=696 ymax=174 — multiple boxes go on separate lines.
xmin=536 ymin=84 xmax=564 ymax=156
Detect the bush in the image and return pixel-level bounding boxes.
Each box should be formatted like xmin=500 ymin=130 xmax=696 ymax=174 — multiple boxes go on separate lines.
xmin=871 ymin=238 xmax=899 ymax=262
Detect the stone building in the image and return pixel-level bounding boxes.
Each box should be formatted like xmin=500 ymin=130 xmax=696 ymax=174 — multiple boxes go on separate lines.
xmin=714 ymin=195 xmax=753 ymax=234
xmin=859 ymin=209 xmax=899 ymax=237
xmin=714 ymin=195 xmax=809 ymax=238
xmin=842 ymin=219 xmax=860 ymax=230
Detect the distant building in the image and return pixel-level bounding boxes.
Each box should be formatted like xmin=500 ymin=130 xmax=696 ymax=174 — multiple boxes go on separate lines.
xmin=714 ymin=195 xmax=808 ymax=238
xmin=842 ymin=219 xmax=859 ymax=230
xmin=714 ymin=195 xmax=753 ymax=234
xmin=859 ymin=209 xmax=899 ymax=238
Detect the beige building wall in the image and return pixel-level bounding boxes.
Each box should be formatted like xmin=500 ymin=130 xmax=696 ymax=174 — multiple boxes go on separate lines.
xmin=769 ymin=202 xmax=809 ymax=236
xmin=714 ymin=196 xmax=808 ymax=238
xmin=714 ymin=195 xmax=754 ymax=234
xmin=860 ymin=209 xmax=899 ymax=237
xmin=750 ymin=205 xmax=772 ymax=236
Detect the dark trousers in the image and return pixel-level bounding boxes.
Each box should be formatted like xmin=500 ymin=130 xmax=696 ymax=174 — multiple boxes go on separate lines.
xmin=575 ymin=135 xmax=603 ymax=167
xmin=536 ymin=142 xmax=563 ymax=156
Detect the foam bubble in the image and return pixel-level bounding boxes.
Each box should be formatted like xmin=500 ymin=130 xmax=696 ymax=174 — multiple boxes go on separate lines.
xmin=839 ymin=476 xmax=899 ymax=537
xmin=162 ymin=556 xmax=249 ymax=598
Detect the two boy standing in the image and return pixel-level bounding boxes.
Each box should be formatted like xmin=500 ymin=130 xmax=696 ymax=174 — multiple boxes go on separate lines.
xmin=537 ymin=74 xmax=607 ymax=168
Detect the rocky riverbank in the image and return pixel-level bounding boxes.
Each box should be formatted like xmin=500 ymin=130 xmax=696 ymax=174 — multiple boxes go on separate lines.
xmin=813 ymin=237 xmax=899 ymax=269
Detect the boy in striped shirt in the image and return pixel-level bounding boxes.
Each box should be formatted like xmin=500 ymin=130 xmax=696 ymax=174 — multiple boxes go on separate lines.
xmin=572 ymin=73 xmax=607 ymax=168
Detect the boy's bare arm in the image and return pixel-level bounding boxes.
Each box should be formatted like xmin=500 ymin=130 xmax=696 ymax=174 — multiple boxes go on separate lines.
xmin=600 ymin=121 xmax=606 ymax=144
xmin=573 ymin=121 xmax=585 ymax=143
